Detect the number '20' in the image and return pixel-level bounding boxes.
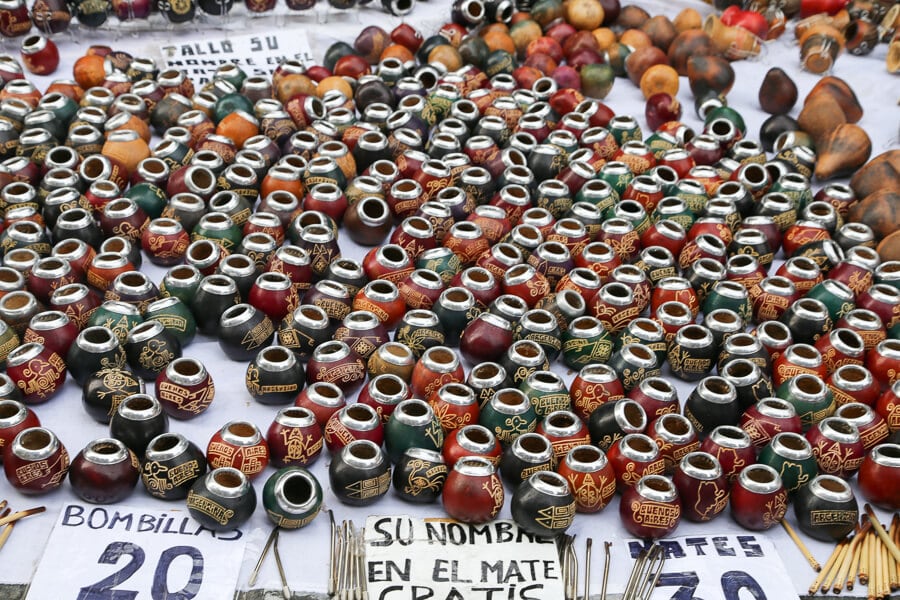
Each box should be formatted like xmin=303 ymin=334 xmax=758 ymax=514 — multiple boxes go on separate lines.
xmin=77 ymin=541 xmax=203 ymax=600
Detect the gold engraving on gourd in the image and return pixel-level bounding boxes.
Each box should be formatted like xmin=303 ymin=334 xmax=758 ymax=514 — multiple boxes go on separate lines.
xmin=152 ymin=315 xmax=187 ymax=332
xmin=813 ymin=439 xmax=863 ymax=474
xmin=483 ymin=476 xmax=504 ymax=517
xmin=283 ymin=429 xmax=322 ymax=462
xmin=810 ymin=510 xmax=857 ymax=525
xmin=424 ymin=420 xmax=444 ymax=449
xmin=763 ymin=492 xmax=787 ymax=526
xmin=139 ymin=340 xmax=175 ymax=371
xmin=631 ymin=499 xmax=679 ymax=528
xmin=242 ymin=319 xmax=275 ymax=351
xmin=345 ymin=471 xmax=391 ymax=499
xmin=778 ymin=461 xmax=810 ymax=490
xmin=17 ymin=354 xmax=65 ymax=400
xmin=535 ymin=502 xmax=576 ymax=530
xmin=157 ymin=380 xmax=214 ymax=414
xmin=432 ymin=402 xmax=472 ymax=431
xmin=402 ymin=459 xmax=446 ymax=496
xmin=187 ymin=490 xmax=234 ymax=525
xmin=694 ymin=481 xmax=728 ymax=521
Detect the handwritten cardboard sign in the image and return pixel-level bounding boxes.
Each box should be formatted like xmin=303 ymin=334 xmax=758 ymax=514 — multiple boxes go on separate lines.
xmin=27 ymin=503 xmax=246 ymax=599
xmin=624 ymin=533 xmax=798 ymax=599
xmin=160 ymin=31 xmax=314 ymax=85
xmin=364 ymin=516 xmax=565 ymax=600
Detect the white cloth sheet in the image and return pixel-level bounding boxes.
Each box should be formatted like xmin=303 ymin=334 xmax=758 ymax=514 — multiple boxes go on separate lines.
xmin=1 ymin=0 xmax=899 ymax=596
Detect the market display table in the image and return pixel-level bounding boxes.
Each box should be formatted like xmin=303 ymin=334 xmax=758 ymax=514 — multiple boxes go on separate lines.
xmin=0 ymin=0 xmax=898 ymax=598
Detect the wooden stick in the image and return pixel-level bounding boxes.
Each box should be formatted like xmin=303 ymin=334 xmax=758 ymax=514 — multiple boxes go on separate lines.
xmin=835 ymin=523 xmax=869 ymax=594
xmin=0 ymin=508 xmax=11 ymax=553
xmin=869 ymin=529 xmax=879 ymax=600
xmin=860 ymin=530 xmax=872 ymax=586
xmin=809 ymin=539 xmax=847 ymax=596
xmin=0 ymin=506 xmax=45 ymax=528
xmin=833 ymin=534 xmax=853 ymax=594
xmin=0 ymin=522 xmax=13 ymax=553
xmin=848 ymin=524 xmax=869 ymax=591
xmin=875 ymin=528 xmax=885 ymax=598
xmin=865 ymin=505 xmax=900 ymax=566
xmin=882 ymin=534 xmax=891 ymax=599
xmin=891 ymin=515 xmax=900 ymax=590
xmin=822 ymin=540 xmax=849 ymax=593
xmin=874 ymin=533 xmax=883 ymax=600
xmin=889 ymin=515 xmax=899 ymax=591
xmin=782 ymin=518 xmax=822 ymax=571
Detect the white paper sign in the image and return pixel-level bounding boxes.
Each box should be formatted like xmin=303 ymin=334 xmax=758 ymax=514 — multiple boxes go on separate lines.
xmin=624 ymin=533 xmax=798 ymax=600
xmin=160 ymin=31 xmax=315 ymax=85
xmin=364 ymin=516 xmax=565 ymax=600
xmin=27 ymin=503 xmax=246 ymax=600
